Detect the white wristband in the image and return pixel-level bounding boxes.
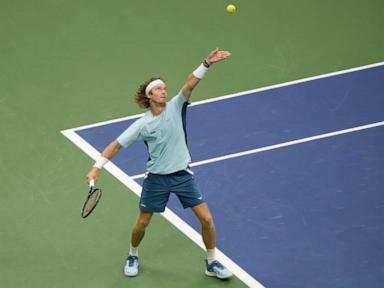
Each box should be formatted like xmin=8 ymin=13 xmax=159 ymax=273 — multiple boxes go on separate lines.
xmin=93 ymin=156 xmax=109 ymax=169
xmin=193 ymin=63 xmax=209 ymax=79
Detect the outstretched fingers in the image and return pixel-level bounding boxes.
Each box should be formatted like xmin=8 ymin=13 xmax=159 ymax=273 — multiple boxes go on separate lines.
xmin=207 ymin=49 xmax=231 ymax=64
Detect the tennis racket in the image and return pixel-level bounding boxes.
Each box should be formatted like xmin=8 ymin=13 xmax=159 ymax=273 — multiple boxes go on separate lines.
xmin=81 ymin=179 xmax=102 ymax=218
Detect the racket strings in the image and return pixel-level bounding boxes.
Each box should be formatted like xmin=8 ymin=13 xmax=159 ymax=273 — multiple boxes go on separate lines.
xmin=82 ymin=189 xmax=102 ymax=217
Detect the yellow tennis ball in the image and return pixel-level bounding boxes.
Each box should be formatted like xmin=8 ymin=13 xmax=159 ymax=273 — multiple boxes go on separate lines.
xmin=226 ymin=4 xmax=236 ymax=13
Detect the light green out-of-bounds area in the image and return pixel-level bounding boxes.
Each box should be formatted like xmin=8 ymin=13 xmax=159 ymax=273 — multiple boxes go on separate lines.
xmin=1 ymin=0 xmax=383 ymax=287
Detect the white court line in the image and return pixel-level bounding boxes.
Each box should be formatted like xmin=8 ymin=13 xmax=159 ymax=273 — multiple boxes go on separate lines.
xmin=61 ymin=129 xmax=264 ymax=288
xmin=62 ymin=61 xmax=384 ymax=132
xmin=130 ymin=120 xmax=384 ymax=180
xmin=61 ymin=62 xmax=384 ymax=288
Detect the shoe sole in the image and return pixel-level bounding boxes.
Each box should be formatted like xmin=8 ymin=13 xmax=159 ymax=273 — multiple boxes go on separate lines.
xmin=205 ymin=270 xmax=232 ymax=279
xmin=124 ymin=271 xmax=138 ymax=277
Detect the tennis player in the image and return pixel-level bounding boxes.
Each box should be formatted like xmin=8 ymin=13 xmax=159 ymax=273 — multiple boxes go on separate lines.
xmin=86 ymin=48 xmax=232 ymax=279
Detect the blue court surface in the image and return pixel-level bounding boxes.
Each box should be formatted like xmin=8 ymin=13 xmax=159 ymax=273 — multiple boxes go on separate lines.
xmin=67 ymin=64 xmax=384 ymax=287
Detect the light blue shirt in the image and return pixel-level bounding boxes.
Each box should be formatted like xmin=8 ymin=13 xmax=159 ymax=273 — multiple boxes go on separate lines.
xmin=117 ymin=91 xmax=191 ymax=174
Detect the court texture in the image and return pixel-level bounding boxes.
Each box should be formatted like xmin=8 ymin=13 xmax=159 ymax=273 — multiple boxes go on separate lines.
xmin=1 ymin=1 xmax=383 ymax=288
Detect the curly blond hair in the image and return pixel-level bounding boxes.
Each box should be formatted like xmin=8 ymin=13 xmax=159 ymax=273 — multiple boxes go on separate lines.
xmin=134 ymin=77 xmax=164 ymax=109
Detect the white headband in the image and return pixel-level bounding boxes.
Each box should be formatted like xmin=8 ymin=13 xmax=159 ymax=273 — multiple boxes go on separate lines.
xmin=145 ymin=79 xmax=165 ymax=96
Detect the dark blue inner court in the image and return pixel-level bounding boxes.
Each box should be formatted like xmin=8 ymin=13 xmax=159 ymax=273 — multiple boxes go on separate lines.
xmin=165 ymin=126 xmax=384 ymax=287
xmin=75 ymin=65 xmax=384 ymax=287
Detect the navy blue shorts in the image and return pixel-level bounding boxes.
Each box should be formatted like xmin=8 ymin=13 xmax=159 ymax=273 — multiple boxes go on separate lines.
xmin=140 ymin=170 xmax=204 ymax=213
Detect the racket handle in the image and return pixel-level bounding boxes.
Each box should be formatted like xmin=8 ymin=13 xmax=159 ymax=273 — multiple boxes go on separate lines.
xmin=89 ymin=179 xmax=95 ymax=187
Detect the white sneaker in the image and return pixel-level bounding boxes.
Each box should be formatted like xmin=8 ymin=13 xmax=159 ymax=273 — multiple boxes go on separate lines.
xmin=124 ymin=255 xmax=139 ymax=277
xmin=205 ymin=260 xmax=232 ymax=279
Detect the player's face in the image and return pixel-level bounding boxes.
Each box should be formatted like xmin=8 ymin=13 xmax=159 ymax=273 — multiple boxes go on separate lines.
xmin=148 ymin=84 xmax=167 ymax=104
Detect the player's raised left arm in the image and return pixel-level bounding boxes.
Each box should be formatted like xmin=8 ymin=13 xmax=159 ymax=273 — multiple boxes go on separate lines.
xmin=181 ymin=48 xmax=231 ymax=100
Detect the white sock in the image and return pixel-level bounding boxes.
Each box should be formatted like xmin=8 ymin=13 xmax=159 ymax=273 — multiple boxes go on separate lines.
xmin=206 ymin=248 xmax=215 ymax=264
xmin=129 ymin=244 xmax=139 ymax=257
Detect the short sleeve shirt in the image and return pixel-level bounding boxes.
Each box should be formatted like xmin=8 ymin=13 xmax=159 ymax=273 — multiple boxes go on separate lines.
xmin=117 ymin=91 xmax=191 ymax=174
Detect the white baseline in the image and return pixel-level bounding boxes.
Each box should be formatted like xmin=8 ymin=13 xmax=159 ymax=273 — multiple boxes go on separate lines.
xmin=61 ymin=128 xmax=264 ymax=288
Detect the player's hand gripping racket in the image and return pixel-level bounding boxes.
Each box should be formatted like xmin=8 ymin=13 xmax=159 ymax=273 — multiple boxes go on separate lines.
xmin=81 ymin=179 xmax=102 ymax=218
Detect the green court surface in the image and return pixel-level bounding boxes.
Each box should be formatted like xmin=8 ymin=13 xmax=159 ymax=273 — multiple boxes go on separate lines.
xmin=1 ymin=0 xmax=383 ymax=287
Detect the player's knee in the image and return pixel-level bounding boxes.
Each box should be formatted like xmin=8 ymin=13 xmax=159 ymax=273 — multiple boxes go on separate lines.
xmin=136 ymin=218 xmax=151 ymax=229
xmin=200 ymin=215 xmax=214 ymax=229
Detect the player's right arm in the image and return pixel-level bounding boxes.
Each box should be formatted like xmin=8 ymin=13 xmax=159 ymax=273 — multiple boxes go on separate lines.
xmin=85 ymin=140 xmax=122 ymax=183
xmin=85 ymin=117 xmax=144 ymax=185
